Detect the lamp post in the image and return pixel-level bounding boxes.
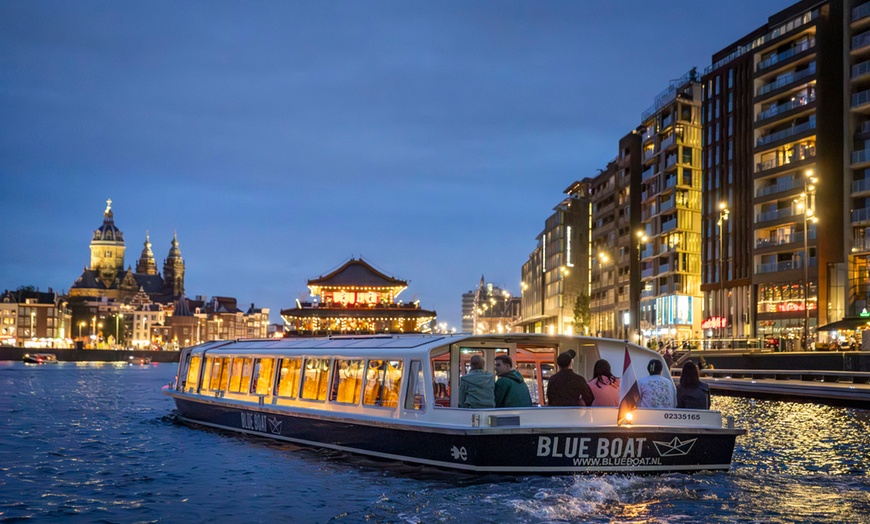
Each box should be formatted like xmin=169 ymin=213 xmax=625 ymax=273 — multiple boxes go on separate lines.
xmin=115 ymin=313 xmax=123 ymax=349
xmin=797 ymin=170 xmax=818 ymax=349
xmin=717 ymin=202 xmax=730 ymax=342
xmin=558 ymin=266 xmax=569 ymax=334
xmin=78 ymin=321 xmax=84 ymax=340
xmin=596 ymin=253 xmax=609 ymax=337
xmin=30 ymin=311 xmax=35 ymax=340
xmin=635 ymin=230 xmax=649 ymax=345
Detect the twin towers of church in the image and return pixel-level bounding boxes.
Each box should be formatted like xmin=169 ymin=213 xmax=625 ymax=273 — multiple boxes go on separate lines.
xmin=70 ymin=199 xmax=184 ymax=302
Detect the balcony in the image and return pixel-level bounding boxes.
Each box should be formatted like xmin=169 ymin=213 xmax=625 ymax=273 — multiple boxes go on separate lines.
xmin=664 ymin=155 xmax=677 ymax=169
xmin=660 ymin=134 xmax=675 ymax=150
xmin=643 ymin=148 xmax=656 ymax=162
xmin=853 ymin=31 xmax=870 ymax=53
xmin=756 ymin=118 xmax=815 ymax=148
xmin=853 ymin=177 xmax=870 ymax=196
xmin=854 ymin=60 xmax=870 ymax=81
xmin=853 ymin=147 xmax=870 ymax=167
xmin=757 ymin=63 xmax=816 ymax=98
xmin=756 ymin=229 xmax=814 ymax=249
xmin=662 ymin=219 xmax=677 ymax=232
xmin=855 ymin=2 xmax=870 ymax=24
xmin=642 ymin=165 xmax=655 ymax=181
xmin=660 ymin=198 xmax=675 ymax=213
xmin=756 ymin=39 xmax=814 ymax=72
xmin=852 ymin=206 xmax=870 ymax=224
xmin=757 ymin=257 xmax=816 ymax=274
xmin=756 ymin=178 xmax=797 ymax=198
xmin=756 ymin=95 xmax=814 ymax=122
xmin=642 ymin=267 xmax=655 ymax=279
xmin=755 ymin=145 xmax=816 ymax=173
xmin=756 ymin=207 xmax=797 ymax=223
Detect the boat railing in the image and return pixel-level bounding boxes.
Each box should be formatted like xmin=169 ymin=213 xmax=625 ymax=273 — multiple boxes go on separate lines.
xmin=673 ymin=368 xmax=870 ymax=384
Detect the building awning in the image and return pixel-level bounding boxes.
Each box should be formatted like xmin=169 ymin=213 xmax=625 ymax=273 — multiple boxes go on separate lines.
xmin=816 ymin=317 xmax=870 ymax=332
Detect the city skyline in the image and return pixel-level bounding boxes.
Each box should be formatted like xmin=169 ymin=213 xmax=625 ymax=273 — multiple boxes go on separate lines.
xmin=1 ymin=1 xmax=795 ymax=329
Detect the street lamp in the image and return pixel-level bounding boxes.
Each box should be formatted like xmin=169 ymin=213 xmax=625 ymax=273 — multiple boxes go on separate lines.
xmin=717 ymin=202 xmax=730 ymax=342
xmin=796 ymin=170 xmax=818 ymax=349
xmin=635 ymin=230 xmax=649 ymax=345
xmin=596 ymin=253 xmax=609 ymax=337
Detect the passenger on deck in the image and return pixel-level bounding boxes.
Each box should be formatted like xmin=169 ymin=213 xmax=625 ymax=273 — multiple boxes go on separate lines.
xmin=588 ymin=359 xmax=620 ymax=406
xmin=493 ymin=355 xmax=532 ymax=408
xmin=638 ymin=359 xmax=676 ymax=408
xmin=677 ymin=361 xmax=710 ymax=409
xmin=458 ymin=355 xmax=495 ymax=408
xmin=546 ymin=351 xmax=594 ymax=406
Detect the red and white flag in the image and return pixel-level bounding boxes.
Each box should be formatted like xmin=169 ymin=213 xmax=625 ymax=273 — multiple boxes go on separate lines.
xmin=617 ymin=343 xmax=640 ymax=426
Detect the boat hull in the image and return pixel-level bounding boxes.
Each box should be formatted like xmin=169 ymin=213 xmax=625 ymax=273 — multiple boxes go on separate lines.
xmin=169 ymin=393 xmax=742 ymax=474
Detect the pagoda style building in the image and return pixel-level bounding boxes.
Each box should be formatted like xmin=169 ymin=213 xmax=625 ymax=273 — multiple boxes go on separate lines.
xmin=281 ymin=258 xmax=436 ymax=336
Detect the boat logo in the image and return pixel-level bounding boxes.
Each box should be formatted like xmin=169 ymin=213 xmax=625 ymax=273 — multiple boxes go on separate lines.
xmin=450 ymin=446 xmax=467 ymax=461
xmin=652 ymin=437 xmax=697 ymax=457
xmin=267 ymin=417 xmax=283 ymax=434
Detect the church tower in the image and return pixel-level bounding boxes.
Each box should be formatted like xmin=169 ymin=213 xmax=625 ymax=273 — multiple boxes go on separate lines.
xmin=89 ymin=199 xmax=126 ymax=288
xmin=163 ymin=232 xmax=185 ymax=297
xmin=136 ymin=232 xmax=158 ymax=275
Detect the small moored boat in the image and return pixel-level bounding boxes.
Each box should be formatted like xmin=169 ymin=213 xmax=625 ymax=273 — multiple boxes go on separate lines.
xmin=22 ymin=353 xmax=57 ymax=364
xmin=163 ymin=333 xmax=745 ymax=474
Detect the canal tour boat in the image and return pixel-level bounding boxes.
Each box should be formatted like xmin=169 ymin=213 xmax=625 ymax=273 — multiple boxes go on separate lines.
xmin=22 ymin=353 xmax=58 ymax=364
xmin=163 ymin=333 xmax=745 ymax=474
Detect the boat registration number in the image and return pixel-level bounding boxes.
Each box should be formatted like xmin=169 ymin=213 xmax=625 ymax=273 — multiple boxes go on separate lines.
xmin=663 ymin=412 xmax=701 ymax=421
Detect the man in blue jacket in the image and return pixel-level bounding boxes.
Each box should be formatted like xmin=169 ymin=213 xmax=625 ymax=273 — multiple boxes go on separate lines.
xmin=493 ymin=355 xmax=533 ymax=407
xmin=459 ymin=355 xmax=495 ymax=408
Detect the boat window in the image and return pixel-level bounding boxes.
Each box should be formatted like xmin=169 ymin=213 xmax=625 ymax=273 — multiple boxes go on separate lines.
xmin=200 ymin=357 xmax=214 ymax=392
xmin=228 ymin=357 xmax=253 ymax=393
xmin=541 ymin=363 xmax=555 ymax=403
xmin=431 ymin=358 xmax=451 ymax=407
xmin=404 ymin=360 xmax=426 ymax=411
xmin=363 ymin=359 xmax=403 ymax=408
xmin=276 ymin=357 xmax=302 ymax=398
xmin=251 ymin=358 xmax=275 ymax=395
xmin=330 ymin=359 xmax=363 ymax=404
xmin=301 ymin=358 xmax=331 ymax=401
xmin=517 ymin=362 xmax=540 ymax=405
xmin=185 ymin=356 xmax=201 ymax=391
xmin=206 ymin=357 xmax=230 ymax=391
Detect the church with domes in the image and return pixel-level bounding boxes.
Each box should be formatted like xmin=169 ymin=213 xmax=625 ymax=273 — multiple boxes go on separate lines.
xmin=69 ymin=199 xmax=185 ymax=304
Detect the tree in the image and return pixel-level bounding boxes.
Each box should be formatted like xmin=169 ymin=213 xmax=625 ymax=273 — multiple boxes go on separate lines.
xmin=573 ymin=294 xmax=591 ymax=336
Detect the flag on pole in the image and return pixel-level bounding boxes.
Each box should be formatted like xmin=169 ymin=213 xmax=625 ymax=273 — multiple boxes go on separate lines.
xmin=617 ymin=343 xmax=640 ymax=426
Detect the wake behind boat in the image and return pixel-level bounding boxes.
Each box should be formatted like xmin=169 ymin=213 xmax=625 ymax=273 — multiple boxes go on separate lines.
xmin=163 ymin=333 xmax=744 ymax=474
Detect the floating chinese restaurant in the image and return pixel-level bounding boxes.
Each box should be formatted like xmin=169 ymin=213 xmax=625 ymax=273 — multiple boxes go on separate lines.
xmin=280 ymin=258 xmax=437 ymax=336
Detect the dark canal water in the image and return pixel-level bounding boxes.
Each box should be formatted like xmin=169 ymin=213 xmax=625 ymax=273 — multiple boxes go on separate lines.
xmin=1 ymin=362 xmax=869 ymax=523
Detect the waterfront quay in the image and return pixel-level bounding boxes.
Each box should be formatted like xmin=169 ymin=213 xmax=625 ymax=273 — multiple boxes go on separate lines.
xmin=0 ymin=346 xmax=180 ymax=363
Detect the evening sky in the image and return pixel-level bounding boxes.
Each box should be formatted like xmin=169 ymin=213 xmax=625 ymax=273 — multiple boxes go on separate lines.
xmin=1 ymin=1 xmax=796 ymax=329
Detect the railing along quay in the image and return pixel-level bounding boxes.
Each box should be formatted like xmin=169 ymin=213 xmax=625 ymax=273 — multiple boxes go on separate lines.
xmin=673 ymin=368 xmax=870 ymax=407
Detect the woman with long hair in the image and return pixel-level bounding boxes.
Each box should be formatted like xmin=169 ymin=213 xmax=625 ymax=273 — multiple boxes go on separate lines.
xmin=677 ymin=360 xmax=710 ymax=409
xmin=589 ymin=359 xmax=620 ymax=406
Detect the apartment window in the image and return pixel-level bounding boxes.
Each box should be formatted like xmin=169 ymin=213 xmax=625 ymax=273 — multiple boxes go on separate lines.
xmin=728 ymin=69 xmax=733 ymax=89
xmin=728 ymin=92 xmax=733 ymax=113
xmin=728 ymin=116 xmax=733 ymax=136
xmin=715 ymin=76 xmax=721 ymax=95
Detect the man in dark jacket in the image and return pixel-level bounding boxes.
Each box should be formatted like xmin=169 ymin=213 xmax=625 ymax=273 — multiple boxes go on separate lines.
xmin=546 ymin=351 xmax=595 ymax=406
xmin=493 ymin=355 xmax=532 ymax=407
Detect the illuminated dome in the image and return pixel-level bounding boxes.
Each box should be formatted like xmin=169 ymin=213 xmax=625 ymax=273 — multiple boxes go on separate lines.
xmin=92 ymin=199 xmax=124 ymax=243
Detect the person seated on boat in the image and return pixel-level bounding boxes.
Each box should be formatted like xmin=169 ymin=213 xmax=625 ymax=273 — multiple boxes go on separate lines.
xmin=588 ymin=359 xmax=620 ymax=407
xmin=458 ymin=355 xmax=495 ymax=409
xmin=546 ymin=351 xmax=594 ymax=406
xmin=493 ymin=355 xmax=532 ymax=408
xmin=638 ymin=359 xmax=676 ymax=408
xmin=676 ymin=361 xmax=710 ymax=410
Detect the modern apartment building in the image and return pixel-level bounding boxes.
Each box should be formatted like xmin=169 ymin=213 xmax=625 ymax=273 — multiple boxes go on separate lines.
xmin=586 ymin=130 xmax=644 ymax=344
xmin=702 ymin=0 xmax=846 ymax=347
xmin=637 ymin=70 xmax=705 ymax=343
xmin=519 ymin=182 xmax=591 ymax=335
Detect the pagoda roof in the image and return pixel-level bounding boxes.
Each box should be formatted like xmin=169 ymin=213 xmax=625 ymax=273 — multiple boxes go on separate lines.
xmin=308 ymin=258 xmax=407 ymax=289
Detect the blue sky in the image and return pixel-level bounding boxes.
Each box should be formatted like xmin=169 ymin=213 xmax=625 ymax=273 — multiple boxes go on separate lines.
xmin=0 ymin=1 xmax=795 ymax=329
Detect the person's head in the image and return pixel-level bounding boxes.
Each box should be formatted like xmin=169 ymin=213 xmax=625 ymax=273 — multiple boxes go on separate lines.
xmin=647 ymin=358 xmax=663 ymax=376
xmin=593 ymin=359 xmax=614 ymax=379
xmin=699 ymin=357 xmax=707 ymax=369
xmin=494 ymin=355 xmax=513 ymax=376
xmin=469 ymin=354 xmax=484 ymax=370
xmin=556 ymin=351 xmax=573 ymax=369
xmin=680 ymin=360 xmax=701 ymax=388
